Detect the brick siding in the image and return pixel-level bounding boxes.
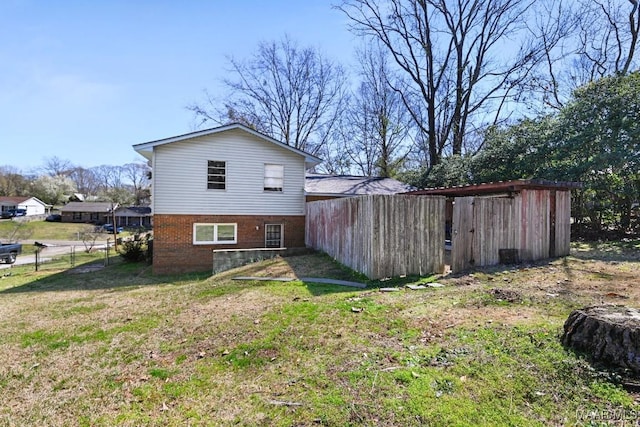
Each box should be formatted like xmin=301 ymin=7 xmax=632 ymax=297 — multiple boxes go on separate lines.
xmin=152 ymin=214 xmax=306 ymax=274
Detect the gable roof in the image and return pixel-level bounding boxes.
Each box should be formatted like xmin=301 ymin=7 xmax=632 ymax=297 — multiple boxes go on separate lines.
xmin=305 ymin=174 xmax=415 ymax=196
xmin=0 ymin=196 xmax=30 ymax=205
xmin=0 ymin=196 xmax=51 ymax=208
xmin=133 ymin=123 xmax=323 ymax=169
xmin=60 ymin=202 xmax=118 ymax=213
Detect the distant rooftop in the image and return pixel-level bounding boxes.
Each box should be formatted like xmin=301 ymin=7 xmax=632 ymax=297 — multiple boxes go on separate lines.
xmin=60 ymin=202 xmax=117 ymax=212
xmin=405 ymin=179 xmax=582 ymax=197
xmin=0 ymin=196 xmax=30 ymax=204
xmin=305 ymin=174 xmax=415 ymax=196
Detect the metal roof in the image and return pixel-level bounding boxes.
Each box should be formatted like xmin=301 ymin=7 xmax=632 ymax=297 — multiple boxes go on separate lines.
xmin=305 ymin=174 xmax=415 ymax=196
xmin=404 ymin=179 xmax=583 ymax=197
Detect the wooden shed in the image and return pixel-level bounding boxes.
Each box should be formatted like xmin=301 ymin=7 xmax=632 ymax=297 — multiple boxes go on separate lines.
xmin=406 ymin=179 xmax=582 ymax=272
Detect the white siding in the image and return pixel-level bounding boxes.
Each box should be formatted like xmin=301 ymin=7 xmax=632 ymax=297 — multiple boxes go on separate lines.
xmin=21 ymin=200 xmax=46 ymax=216
xmin=152 ymin=129 xmax=306 ymax=215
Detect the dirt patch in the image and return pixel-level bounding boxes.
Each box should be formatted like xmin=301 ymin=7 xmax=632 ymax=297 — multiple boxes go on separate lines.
xmin=174 ymin=289 xmax=282 ymax=325
xmin=488 ymin=288 xmax=522 ymax=303
xmin=67 ymin=263 xmax=105 ymax=274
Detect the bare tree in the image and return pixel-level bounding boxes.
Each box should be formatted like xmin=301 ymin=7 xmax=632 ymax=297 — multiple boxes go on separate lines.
xmin=41 ymin=156 xmax=74 ymax=177
xmin=522 ymin=0 xmax=578 ymax=111
xmin=92 ymin=165 xmax=124 ymax=193
xmin=338 ymin=0 xmax=557 ymax=168
xmin=0 ymin=222 xmax=32 ymax=243
xmin=528 ymin=0 xmax=640 ymax=111
xmin=122 ymin=162 xmax=151 ymax=205
xmin=573 ymin=0 xmax=640 ymax=80
xmin=0 ymin=166 xmax=30 ymax=196
xmin=68 ymin=167 xmax=100 ymax=197
xmin=341 ymin=45 xmax=412 ymax=177
xmin=189 ymin=36 xmax=349 ymax=155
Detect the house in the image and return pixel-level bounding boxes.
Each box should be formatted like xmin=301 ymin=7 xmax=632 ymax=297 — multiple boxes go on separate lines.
xmin=133 ymin=123 xmax=322 ymax=274
xmin=60 ymin=202 xmax=118 ymax=224
xmin=0 ymin=196 xmax=51 ymax=217
xmin=114 ymin=206 xmax=152 ymax=228
xmin=305 ymin=174 xmax=415 ymax=202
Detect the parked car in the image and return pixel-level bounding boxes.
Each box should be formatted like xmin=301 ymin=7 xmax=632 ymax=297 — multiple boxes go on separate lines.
xmin=45 ymin=214 xmax=62 ymax=222
xmin=102 ymin=224 xmax=124 ymax=233
xmin=0 ymin=242 xmax=22 ymax=264
xmin=1 ymin=209 xmax=26 ymax=219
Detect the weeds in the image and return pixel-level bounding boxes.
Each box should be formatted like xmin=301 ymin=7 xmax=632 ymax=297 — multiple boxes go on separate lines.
xmin=0 ymin=250 xmax=638 ymax=425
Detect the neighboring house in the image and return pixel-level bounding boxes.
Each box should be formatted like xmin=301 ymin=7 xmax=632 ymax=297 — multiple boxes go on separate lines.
xmin=133 ymin=123 xmax=322 ymax=274
xmin=305 ymin=174 xmax=415 ymax=202
xmin=114 ymin=206 xmax=152 ymax=228
xmin=68 ymin=193 xmax=86 ymax=202
xmin=0 ymin=196 xmax=51 ymax=217
xmin=60 ymin=202 xmax=118 ymax=224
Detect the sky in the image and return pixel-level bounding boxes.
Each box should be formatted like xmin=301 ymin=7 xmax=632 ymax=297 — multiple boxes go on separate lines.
xmin=0 ymin=0 xmax=358 ymax=173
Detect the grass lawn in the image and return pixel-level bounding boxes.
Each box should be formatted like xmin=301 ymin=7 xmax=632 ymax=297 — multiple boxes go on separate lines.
xmin=0 ymin=241 xmax=638 ymax=426
xmin=0 ymin=219 xmax=106 ymax=241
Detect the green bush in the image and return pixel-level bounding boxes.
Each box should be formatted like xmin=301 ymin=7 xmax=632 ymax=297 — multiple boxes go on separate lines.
xmin=118 ymin=234 xmax=151 ymax=263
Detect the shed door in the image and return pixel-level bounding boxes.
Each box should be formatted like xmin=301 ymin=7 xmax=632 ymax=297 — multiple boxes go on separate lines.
xmin=451 ymin=197 xmax=475 ymax=272
xmin=451 ymin=195 xmax=521 ymax=273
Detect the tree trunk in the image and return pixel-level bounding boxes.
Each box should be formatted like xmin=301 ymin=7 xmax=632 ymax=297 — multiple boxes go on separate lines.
xmin=562 ymin=305 xmax=640 ymax=375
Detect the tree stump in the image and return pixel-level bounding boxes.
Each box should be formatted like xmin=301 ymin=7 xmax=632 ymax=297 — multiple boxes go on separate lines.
xmin=562 ymin=305 xmax=640 ymax=375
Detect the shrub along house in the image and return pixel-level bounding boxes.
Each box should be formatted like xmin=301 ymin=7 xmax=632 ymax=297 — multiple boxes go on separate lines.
xmin=133 ymin=123 xmax=322 ymax=274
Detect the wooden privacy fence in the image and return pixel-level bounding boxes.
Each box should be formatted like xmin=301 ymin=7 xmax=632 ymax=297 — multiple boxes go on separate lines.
xmin=450 ymin=189 xmax=572 ymax=272
xmin=306 ymin=195 xmax=445 ymax=279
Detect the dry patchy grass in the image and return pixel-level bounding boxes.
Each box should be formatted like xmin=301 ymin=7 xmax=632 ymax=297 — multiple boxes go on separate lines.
xmin=0 ymin=246 xmax=638 ymax=426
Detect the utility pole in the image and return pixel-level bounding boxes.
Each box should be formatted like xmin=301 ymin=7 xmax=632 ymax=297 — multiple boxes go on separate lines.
xmin=111 ymin=203 xmax=118 ymax=252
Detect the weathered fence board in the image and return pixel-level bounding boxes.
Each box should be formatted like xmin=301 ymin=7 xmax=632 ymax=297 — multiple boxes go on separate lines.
xmin=520 ymin=189 xmax=550 ymax=261
xmin=306 ymin=195 xmax=445 ymax=279
xmin=451 ymin=189 xmax=572 ymax=272
xmin=555 ymin=190 xmax=572 ymax=256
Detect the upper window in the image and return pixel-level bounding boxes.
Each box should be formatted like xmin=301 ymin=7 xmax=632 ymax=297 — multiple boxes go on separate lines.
xmin=207 ymin=160 xmax=226 ymax=190
xmin=193 ymin=223 xmax=237 ymax=245
xmin=264 ymin=164 xmax=284 ymax=192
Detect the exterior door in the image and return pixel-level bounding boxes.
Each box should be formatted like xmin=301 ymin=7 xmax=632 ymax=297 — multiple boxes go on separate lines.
xmin=265 ymin=224 xmax=284 ymax=248
xmin=451 ymin=197 xmax=476 ymax=273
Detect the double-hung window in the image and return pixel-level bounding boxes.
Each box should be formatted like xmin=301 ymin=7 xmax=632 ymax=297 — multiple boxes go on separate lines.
xmin=207 ymin=160 xmax=226 ymax=190
xmin=264 ymin=164 xmax=284 ymax=192
xmin=193 ymin=223 xmax=237 ymax=244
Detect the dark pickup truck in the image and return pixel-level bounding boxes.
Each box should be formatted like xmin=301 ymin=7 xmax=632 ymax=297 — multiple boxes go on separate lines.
xmin=0 ymin=242 xmax=22 ymax=264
